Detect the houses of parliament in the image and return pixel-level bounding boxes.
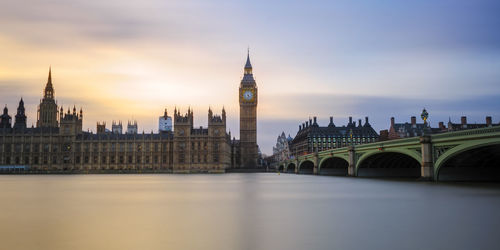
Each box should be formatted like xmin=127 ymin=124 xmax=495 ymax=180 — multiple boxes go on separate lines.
xmin=0 ymin=54 xmax=260 ymax=172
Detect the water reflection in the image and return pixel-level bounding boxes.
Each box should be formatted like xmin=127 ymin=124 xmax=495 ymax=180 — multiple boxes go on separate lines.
xmin=0 ymin=174 xmax=499 ymax=250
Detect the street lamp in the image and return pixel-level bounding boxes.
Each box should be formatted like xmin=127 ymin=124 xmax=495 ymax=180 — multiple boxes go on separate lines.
xmin=421 ymin=108 xmax=429 ymax=135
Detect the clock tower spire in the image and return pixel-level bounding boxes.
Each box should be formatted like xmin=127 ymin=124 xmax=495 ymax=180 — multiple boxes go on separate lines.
xmin=239 ymin=50 xmax=259 ymax=168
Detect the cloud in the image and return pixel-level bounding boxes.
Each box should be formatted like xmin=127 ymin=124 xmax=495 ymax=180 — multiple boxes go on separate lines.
xmin=1 ymin=0 xmax=500 ymax=155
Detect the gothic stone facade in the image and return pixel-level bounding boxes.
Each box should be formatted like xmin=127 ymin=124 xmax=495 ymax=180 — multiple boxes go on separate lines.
xmin=238 ymin=52 xmax=259 ymax=168
xmin=0 ymin=69 xmax=231 ymax=173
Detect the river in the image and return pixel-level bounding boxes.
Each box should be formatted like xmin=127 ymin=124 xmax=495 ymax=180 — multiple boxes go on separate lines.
xmin=0 ymin=173 xmax=499 ymax=250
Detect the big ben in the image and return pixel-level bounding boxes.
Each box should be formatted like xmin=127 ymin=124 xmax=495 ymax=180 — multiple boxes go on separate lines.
xmin=239 ymin=51 xmax=259 ymax=168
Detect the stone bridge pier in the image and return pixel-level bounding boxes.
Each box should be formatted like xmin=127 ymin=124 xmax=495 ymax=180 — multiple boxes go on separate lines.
xmin=420 ymin=135 xmax=434 ymax=180
xmin=348 ymin=146 xmax=355 ymax=176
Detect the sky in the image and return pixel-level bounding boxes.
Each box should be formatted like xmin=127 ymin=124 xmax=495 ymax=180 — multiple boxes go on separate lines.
xmin=1 ymin=0 xmax=500 ymax=155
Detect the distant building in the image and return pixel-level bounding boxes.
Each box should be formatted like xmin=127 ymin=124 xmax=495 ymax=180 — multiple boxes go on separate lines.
xmin=112 ymin=121 xmax=122 ymax=134
xmin=290 ymin=116 xmax=378 ymax=156
xmin=388 ymin=115 xmax=499 ymax=140
xmin=127 ymin=121 xmax=138 ymax=134
xmin=0 ymin=54 xmax=258 ymax=172
xmin=379 ymin=129 xmax=389 ymax=141
xmin=447 ymin=116 xmax=497 ymax=132
xmin=388 ymin=116 xmax=434 ymax=139
xmin=159 ymin=109 xmax=172 ymax=132
xmin=272 ymin=132 xmax=293 ymax=162
xmin=0 ymin=68 xmax=231 ymax=172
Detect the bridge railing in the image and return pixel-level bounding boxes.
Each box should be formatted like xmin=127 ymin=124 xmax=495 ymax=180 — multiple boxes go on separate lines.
xmin=431 ymin=126 xmax=500 ymax=140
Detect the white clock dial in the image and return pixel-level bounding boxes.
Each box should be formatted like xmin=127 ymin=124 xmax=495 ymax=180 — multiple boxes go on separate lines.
xmin=243 ymin=91 xmax=253 ymax=100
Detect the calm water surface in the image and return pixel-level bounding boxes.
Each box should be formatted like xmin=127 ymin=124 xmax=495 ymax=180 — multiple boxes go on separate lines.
xmin=1 ymin=173 xmax=500 ymax=250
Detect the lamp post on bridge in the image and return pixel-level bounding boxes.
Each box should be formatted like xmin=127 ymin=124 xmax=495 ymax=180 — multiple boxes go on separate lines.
xmin=420 ymin=108 xmax=434 ymax=180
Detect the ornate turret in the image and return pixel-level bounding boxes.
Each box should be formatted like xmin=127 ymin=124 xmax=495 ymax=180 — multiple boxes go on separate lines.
xmin=60 ymin=105 xmax=83 ymax=135
xmin=0 ymin=105 xmax=12 ymax=129
xmin=44 ymin=67 xmax=54 ymax=99
xmin=241 ymin=49 xmax=255 ymax=83
xmin=37 ymin=67 xmax=59 ymax=128
xmin=173 ymin=108 xmax=194 ymax=137
xmin=222 ymin=106 xmax=226 ymax=122
xmin=244 ymin=49 xmax=252 ymax=75
xmin=13 ymin=98 xmax=27 ymax=130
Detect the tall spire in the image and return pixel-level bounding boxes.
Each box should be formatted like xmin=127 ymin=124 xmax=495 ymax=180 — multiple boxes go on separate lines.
xmin=241 ymin=48 xmax=256 ymax=83
xmin=44 ymin=66 xmax=54 ymax=99
xmin=48 ymin=66 xmax=52 ymax=85
xmin=245 ymin=48 xmax=252 ymax=71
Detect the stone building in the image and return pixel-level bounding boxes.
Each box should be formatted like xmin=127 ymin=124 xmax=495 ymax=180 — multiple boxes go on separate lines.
xmin=272 ymin=132 xmax=293 ymax=162
xmin=387 ymin=115 xmax=499 ymax=140
xmin=388 ymin=116 xmax=432 ymax=139
xmin=290 ymin=116 xmax=378 ymax=156
xmin=446 ymin=116 xmax=498 ymax=132
xmin=0 ymin=68 xmax=231 ymax=173
xmin=238 ymin=50 xmax=259 ymax=168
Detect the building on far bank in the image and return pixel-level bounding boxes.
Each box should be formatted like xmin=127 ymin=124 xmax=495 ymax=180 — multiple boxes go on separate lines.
xmin=446 ymin=116 xmax=497 ymax=132
xmin=272 ymin=132 xmax=292 ymax=162
xmin=290 ymin=116 xmax=378 ymax=156
xmin=0 ymin=68 xmax=231 ymax=173
xmin=388 ymin=116 xmax=433 ymax=139
xmin=387 ymin=115 xmax=499 ymax=140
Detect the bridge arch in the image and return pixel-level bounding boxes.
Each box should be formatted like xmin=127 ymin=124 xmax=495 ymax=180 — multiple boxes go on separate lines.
xmin=356 ymin=149 xmax=421 ymax=178
xmin=298 ymin=160 xmax=314 ymax=174
xmin=318 ymin=157 xmax=348 ymax=175
xmin=278 ymin=164 xmax=284 ymax=172
xmin=435 ymin=140 xmax=500 ymax=181
xmin=286 ymin=162 xmax=296 ymax=173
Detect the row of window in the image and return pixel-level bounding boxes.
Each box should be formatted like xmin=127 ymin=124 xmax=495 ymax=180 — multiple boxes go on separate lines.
xmin=308 ymin=137 xmax=377 ymax=143
xmin=1 ymin=155 xmax=170 ymax=165
xmin=0 ymin=142 xmax=170 ymax=153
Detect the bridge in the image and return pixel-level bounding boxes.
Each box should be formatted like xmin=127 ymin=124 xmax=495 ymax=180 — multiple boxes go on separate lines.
xmin=277 ymin=126 xmax=500 ymax=181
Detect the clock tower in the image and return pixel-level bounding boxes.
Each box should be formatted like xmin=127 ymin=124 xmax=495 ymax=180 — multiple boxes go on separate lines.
xmin=239 ymin=51 xmax=259 ymax=168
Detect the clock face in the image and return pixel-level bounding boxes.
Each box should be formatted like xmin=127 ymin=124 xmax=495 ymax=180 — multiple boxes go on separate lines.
xmin=243 ymin=90 xmax=253 ymax=101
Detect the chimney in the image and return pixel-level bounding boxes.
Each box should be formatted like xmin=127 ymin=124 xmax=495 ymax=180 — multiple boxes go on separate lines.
xmin=330 ymin=116 xmax=333 ymax=124
xmin=439 ymin=122 xmax=444 ymax=130
xmin=309 ymin=118 xmax=312 ymax=126
xmin=313 ymin=116 xmax=317 ymax=125
xmin=306 ymin=121 xmax=309 ymax=127
xmin=411 ymin=116 xmax=416 ymax=125
xmin=365 ymin=117 xmax=369 ymax=125
xmin=461 ymin=116 xmax=467 ymax=125
xmin=358 ymin=119 xmax=362 ymax=127
xmin=349 ymin=116 xmax=353 ymax=125
xmin=353 ymin=121 xmax=356 ymax=127
xmin=486 ymin=116 xmax=492 ymax=126
xmin=391 ymin=117 xmax=395 ymax=127
xmin=299 ymin=125 xmax=302 ymax=130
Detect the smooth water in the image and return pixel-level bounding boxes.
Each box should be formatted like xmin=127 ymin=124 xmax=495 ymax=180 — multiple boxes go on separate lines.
xmin=1 ymin=174 xmax=499 ymax=250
